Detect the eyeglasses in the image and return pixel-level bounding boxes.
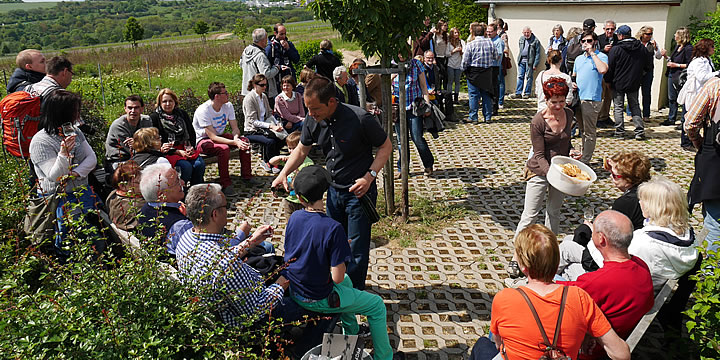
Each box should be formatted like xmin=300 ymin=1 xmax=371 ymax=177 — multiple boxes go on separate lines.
xmin=546 ymin=82 xmax=567 ymax=88
xmin=67 ymin=69 xmax=75 ymax=75
xmin=645 ymin=32 xmax=653 ymax=36
xmin=610 ymin=171 xmax=623 ymax=180
xmin=605 ymin=27 xmax=616 ymax=31
xmin=256 ymin=83 xmax=268 ymax=87
xmin=581 ymin=39 xmax=594 ymax=43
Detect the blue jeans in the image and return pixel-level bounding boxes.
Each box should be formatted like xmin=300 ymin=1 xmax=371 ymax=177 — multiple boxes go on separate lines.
xmin=245 ymin=133 xmax=282 ymax=163
xmin=326 ymin=185 xmax=377 ymax=290
xmin=627 ymin=71 xmax=653 ymax=118
xmin=469 ymin=337 xmax=499 ymax=360
xmin=515 ymin=61 xmax=533 ymax=96
xmin=468 ymin=80 xmax=493 ymax=122
xmin=175 ymin=157 xmax=206 ymax=185
xmin=498 ymin=69 xmax=506 ymax=106
xmin=668 ymin=73 xmax=682 ymax=123
xmin=394 ymin=110 xmax=434 ymax=170
xmin=704 ymin=199 xmax=720 ymax=253
xmin=447 ymin=67 xmax=463 ymax=95
xmin=282 ymin=120 xmax=304 ymax=134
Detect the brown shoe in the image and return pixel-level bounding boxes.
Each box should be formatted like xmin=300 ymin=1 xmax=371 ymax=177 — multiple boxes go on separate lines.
xmin=424 ymin=166 xmax=433 ymax=176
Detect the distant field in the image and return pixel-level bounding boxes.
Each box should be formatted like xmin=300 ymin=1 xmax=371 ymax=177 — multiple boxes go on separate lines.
xmin=0 ymin=2 xmax=55 ymax=12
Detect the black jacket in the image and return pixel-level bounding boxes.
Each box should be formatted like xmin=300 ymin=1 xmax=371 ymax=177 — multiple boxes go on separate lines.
xmin=6 ymin=68 xmax=45 ymax=93
xmin=605 ymin=38 xmax=651 ymax=93
xmin=306 ymin=50 xmax=342 ymax=80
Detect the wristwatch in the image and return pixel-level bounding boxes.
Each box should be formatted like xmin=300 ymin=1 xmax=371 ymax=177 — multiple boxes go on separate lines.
xmin=369 ymin=169 xmax=377 ymax=178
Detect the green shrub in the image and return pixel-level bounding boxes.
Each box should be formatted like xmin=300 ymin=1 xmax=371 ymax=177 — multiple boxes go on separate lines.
xmin=689 ymin=10 xmax=720 ymax=67
xmin=686 ymin=244 xmax=720 ymax=359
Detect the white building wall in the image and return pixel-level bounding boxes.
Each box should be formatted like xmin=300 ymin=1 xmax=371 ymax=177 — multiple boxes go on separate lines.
xmin=495 ymin=1 xmax=715 ymax=111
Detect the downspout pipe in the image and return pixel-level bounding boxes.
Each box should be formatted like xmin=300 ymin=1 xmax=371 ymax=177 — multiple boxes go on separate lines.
xmin=489 ymin=2 xmax=496 ymax=21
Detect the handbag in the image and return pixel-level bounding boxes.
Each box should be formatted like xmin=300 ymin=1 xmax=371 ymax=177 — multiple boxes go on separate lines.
xmin=502 ymin=54 xmax=512 ymax=76
xmin=505 ymin=286 xmax=571 ymax=360
xmin=23 ymin=191 xmax=60 ymax=246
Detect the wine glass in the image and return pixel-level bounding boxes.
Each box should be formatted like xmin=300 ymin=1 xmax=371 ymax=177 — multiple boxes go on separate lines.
xmin=262 ymin=208 xmax=275 ymax=236
xmin=167 ymin=133 xmax=176 ymax=146
xmin=61 ymin=122 xmax=76 ymax=138
xmin=583 ymin=207 xmax=594 ymax=224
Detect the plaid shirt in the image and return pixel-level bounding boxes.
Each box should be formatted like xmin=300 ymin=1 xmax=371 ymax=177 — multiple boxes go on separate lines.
xmin=685 ymin=76 xmax=720 ymax=149
xmin=393 ymin=58 xmax=425 ymax=110
xmin=175 ymin=230 xmax=284 ymax=326
xmin=462 ymin=37 xmax=498 ymax=70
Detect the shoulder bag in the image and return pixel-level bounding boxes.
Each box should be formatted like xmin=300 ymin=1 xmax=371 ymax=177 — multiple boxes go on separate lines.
xmin=24 ymin=189 xmax=60 ymax=247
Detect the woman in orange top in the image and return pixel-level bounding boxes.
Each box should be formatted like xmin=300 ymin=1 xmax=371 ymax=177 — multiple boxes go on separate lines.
xmin=470 ymin=224 xmax=630 ymax=360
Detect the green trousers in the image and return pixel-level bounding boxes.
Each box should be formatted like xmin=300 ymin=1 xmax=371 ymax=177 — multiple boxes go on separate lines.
xmin=291 ymin=275 xmax=392 ymax=360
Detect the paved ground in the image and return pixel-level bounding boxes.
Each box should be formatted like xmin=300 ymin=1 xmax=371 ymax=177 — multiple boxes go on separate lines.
xmin=212 ymin=96 xmax=700 ymax=359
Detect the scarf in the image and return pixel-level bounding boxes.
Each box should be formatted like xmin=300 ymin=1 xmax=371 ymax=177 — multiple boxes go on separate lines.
xmin=156 ymin=107 xmax=189 ymax=144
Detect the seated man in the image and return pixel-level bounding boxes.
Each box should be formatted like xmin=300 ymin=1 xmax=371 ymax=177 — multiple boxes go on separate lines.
xmin=557 ymin=210 xmax=654 ymax=359
xmin=175 ymin=183 xmax=292 ymax=326
xmin=105 ymin=95 xmax=152 ymax=170
xmin=137 ymin=163 xmax=189 ymax=255
xmin=332 ymin=66 xmax=360 ymax=106
xmin=284 ymin=165 xmax=403 ymax=360
xmin=193 ymin=82 xmax=255 ymax=197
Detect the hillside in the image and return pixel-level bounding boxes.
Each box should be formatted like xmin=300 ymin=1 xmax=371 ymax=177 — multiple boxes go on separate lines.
xmin=0 ymin=0 xmax=313 ymax=53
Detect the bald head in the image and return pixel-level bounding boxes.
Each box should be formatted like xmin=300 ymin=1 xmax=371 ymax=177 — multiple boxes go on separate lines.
xmin=594 ymin=210 xmax=633 ymax=251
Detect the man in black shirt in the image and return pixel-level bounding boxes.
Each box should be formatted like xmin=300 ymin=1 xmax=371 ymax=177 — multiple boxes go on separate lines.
xmin=597 ymin=20 xmax=618 ymax=127
xmin=272 ymin=76 xmax=392 ymax=290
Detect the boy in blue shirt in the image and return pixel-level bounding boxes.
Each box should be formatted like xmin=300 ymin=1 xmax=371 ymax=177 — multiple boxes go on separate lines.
xmin=283 ymin=165 xmax=401 ymax=360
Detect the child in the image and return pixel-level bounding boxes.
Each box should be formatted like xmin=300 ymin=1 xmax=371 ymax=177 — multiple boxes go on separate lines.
xmin=283 ymin=166 xmax=402 ymax=360
xmin=268 ymin=131 xmax=313 ymax=220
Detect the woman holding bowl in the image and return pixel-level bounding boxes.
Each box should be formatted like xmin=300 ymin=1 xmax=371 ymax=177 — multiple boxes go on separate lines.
xmin=149 ymin=88 xmax=205 ymax=185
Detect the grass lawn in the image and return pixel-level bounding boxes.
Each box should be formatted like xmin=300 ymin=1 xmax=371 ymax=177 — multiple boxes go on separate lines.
xmin=0 ymin=2 xmax=55 ymax=12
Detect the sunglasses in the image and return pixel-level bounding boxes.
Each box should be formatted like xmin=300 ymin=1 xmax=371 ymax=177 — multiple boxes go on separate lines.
xmin=605 ymin=27 xmax=616 ymax=31
xmin=546 ymin=82 xmax=567 ymax=88
xmin=645 ymin=32 xmax=653 ymax=36
xmin=581 ymin=39 xmax=594 ymax=43
xmin=256 ymin=83 xmax=268 ymax=87
xmin=610 ymin=171 xmax=623 ymax=180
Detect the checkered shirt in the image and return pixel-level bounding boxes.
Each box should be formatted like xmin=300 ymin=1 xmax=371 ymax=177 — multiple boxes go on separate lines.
xmin=175 ymin=230 xmax=284 ymax=326
xmin=462 ymin=37 xmax=498 ymax=70
xmin=393 ymin=58 xmax=425 ymax=110
xmin=685 ymin=76 xmax=720 ymax=149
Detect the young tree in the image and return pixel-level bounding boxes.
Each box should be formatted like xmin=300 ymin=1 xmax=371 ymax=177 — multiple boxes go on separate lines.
xmin=123 ymin=17 xmax=144 ymax=48
xmin=233 ymin=19 xmax=247 ymax=38
xmin=193 ymin=20 xmax=209 ymax=41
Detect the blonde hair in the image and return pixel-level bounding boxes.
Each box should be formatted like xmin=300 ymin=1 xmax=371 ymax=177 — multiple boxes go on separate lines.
xmin=132 ymin=127 xmax=161 ymax=153
xmin=155 ymin=88 xmax=179 ymax=111
xmin=16 ymin=49 xmax=41 ymax=69
xmin=675 ymin=27 xmax=691 ymax=45
xmin=286 ymin=130 xmax=301 ymax=148
xmin=566 ymin=27 xmax=582 ymax=39
xmin=635 ymin=26 xmax=654 ymax=40
xmin=514 ymin=224 xmax=560 ymax=282
xmin=638 ymin=176 xmax=689 ymax=235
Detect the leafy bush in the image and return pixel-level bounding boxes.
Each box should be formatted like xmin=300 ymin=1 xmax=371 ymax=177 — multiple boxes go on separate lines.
xmin=446 ymin=0 xmax=488 ymax=40
xmin=0 ymin=156 xmax=29 ymax=243
xmin=686 ymin=244 xmax=720 ymax=359
xmin=689 ymin=10 xmax=720 ymax=67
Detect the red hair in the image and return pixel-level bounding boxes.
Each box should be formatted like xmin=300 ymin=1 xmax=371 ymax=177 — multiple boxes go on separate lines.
xmin=542 ymin=77 xmax=569 ymax=100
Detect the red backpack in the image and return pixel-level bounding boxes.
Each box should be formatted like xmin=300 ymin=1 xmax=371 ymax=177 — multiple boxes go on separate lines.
xmin=0 ymin=91 xmax=42 ymax=158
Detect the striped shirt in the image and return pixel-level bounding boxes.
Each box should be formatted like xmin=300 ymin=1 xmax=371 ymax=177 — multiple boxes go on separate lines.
xmin=462 ymin=37 xmax=498 ymax=70
xmin=684 ymin=76 xmax=720 ymax=149
xmin=175 ymin=230 xmax=284 ymax=326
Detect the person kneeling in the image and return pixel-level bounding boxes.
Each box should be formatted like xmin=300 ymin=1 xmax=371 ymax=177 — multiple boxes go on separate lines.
xmin=283 ymin=165 xmax=404 ymax=360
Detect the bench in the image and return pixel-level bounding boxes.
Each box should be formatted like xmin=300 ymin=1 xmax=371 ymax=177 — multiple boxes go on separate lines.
xmin=109 ymin=223 xmax=180 ymax=281
xmin=626 ymin=278 xmax=678 ymax=351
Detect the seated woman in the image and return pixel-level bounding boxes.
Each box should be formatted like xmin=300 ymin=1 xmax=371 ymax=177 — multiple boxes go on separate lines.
xmin=29 ymin=90 xmax=104 ymax=259
xmin=106 ymin=160 xmax=146 ymax=231
xmin=132 ymin=127 xmax=171 ymax=169
xmin=626 ymin=176 xmax=699 ymax=292
xmin=149 ymin=88 xmax=205 ymax=185
xmin=243 ymin=74 xmax=285 ymax=173
xmin=295 ymin=67 xmax=315 ymax=97
xmin=274 ymin=75 xmax=305 ymax=133
xmin=471 ymin=224 xmax=630 ymax=360
xmin=557 ymin=150 xmax=651 ymax=280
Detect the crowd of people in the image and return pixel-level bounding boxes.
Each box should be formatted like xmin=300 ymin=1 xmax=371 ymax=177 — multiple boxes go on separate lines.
xmin=3 ymin=14 xmax=719 ymax=360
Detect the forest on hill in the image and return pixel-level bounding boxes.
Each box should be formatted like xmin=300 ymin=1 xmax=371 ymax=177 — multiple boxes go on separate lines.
xmin=0 ymin=0 xmax=313 ymax=53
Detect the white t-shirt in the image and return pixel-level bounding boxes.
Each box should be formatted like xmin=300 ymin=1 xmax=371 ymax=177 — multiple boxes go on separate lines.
xmin=193 ymin=100 xmax=236 ymax=143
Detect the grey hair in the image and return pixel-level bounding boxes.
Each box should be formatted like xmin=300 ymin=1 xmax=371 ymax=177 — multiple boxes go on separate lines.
xmin=140 ymin=163 xmax=172 ymax=202
xmin=252 ymin=28 xmax=267 ymax=44
xmin=552 ymin=24 xmax=564 ymax=34
xmin=594 ymin=210 xmax=633 ymax=251
xmin=604 ymin=20 xmax=616 ymax=27
xmin=320 ymin=39 xmax=332 ymax=50
xmin=523 ymin=26 xmax=531 ymax=32
xmin=185 ymin=183 xmax=224 ymax=227
xmin=332 ymin=66 xmax=347 ymax=80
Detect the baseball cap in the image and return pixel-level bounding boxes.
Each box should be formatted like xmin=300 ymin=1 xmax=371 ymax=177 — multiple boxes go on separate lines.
xmin=583 ymin=19 xmax=596 ymax=30
xmin=615 ymin=25 xmax=632 ymax=36
xmin=293 ymin=165 xmax=332 ymax=203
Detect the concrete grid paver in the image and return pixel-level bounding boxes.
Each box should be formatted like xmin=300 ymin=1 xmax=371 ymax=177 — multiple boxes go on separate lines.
xmin=215 ymin=96 xmax=699 ymax=359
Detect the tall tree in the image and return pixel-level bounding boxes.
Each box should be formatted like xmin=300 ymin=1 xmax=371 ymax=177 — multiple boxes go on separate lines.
xmin=193 ymin=20 xmax=209 ymax=41
xmin=123 ymin=17 xmax=144 ymax=48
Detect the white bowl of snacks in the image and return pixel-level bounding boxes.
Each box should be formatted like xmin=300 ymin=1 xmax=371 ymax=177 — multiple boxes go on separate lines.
xmin=547 ymin=156 xmax=597 ymax=196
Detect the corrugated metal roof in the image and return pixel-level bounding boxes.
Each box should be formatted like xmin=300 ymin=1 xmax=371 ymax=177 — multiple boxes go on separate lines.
xmin=474 ymin=0 xmax=681 ymax=4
